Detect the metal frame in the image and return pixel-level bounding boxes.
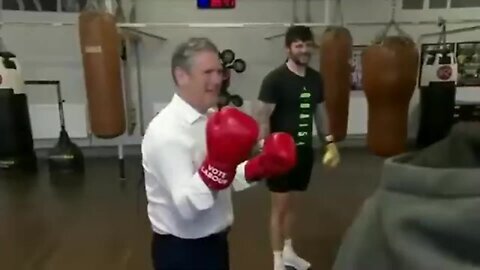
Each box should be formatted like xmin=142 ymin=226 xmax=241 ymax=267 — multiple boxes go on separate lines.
xmin=418 ymin=23 xmax=480 ymax=45
xmin=2 ymin=0 xmax=480 ymax=29
xmin=0 ymin=21 xmax=332 ymax=28
xmin=2 ymin=18 xmax=480 ymax=28
xmin=350 ymin=19 xmax=480 ymax=26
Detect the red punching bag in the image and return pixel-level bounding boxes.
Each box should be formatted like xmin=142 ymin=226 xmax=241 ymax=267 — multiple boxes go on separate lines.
xmin=362 ymin=36 xmax=419 ymax=157
xmin=320 ymin=26 xmax=353 ymax=141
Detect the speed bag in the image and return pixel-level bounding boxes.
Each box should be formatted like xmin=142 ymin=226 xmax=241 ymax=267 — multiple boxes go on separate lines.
xmin=320 ymin=26 xmax=353 ymax=141
xmin=0 ymin=51 xmax=24 ymax=94
xmin=362 ymin=36 xmax=419 ymax=157
xmin=79 ymin=11 xmax=126 ymax=138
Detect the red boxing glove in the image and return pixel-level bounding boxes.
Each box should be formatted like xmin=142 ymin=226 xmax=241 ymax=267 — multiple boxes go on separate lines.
xmin=198 ymin=107 xmax=259 ymax=190
xmin=245 ymin=132 xmax=297 ymax=181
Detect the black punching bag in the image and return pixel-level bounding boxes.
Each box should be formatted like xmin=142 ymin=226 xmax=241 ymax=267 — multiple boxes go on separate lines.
xmin=417 ymin=52 xmax=458 ymax=148
xmin=417 ymin=81 xmax=456 ymax=148
xmin=0 ymin=52 xmax=37 ymax=171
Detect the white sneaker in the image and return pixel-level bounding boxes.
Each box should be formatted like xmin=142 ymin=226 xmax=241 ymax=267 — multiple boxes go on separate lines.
xmin=283 ymin=252 xmax=311 ymax=270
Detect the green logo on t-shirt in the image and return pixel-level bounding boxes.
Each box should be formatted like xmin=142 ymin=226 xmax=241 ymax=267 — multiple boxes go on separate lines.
xmin=296 ymin=86 xmax=313 ymax=146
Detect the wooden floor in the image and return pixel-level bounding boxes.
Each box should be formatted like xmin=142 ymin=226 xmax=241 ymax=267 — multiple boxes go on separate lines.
xmin=0 ymin=148 xmax=384 ymax=270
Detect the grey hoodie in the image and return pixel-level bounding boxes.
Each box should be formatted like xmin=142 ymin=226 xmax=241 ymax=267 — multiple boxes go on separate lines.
xmin=333 ymin=122 xmax=480 ymax=270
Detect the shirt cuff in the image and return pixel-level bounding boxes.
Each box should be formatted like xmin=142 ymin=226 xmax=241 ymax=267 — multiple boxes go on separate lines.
xmin=232 ymin=162 xmax=257 ymax=192
xmin=188 ymin=172 xmax=215 ymax=210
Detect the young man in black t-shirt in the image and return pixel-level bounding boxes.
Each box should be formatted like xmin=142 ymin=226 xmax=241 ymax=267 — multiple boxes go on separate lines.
xmin=255 ymin=26 xmax=341 ymax=270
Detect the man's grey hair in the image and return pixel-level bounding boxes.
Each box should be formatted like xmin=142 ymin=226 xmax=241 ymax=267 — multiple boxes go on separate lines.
xmin=171 ymin=37 xmax=219 ymax=84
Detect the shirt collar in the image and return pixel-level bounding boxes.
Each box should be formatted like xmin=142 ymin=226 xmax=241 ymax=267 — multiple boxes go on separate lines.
xmin=170 ymin=94 xmax=206 ymax=124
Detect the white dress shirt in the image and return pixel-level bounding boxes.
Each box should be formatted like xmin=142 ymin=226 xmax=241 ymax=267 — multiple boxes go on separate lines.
xmin=142 ymin=94 xmax=254 ymax=239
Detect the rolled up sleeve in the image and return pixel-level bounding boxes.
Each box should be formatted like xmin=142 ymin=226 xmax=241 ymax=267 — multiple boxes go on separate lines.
xmin=146 ymin=136 xmax=215 ymax=220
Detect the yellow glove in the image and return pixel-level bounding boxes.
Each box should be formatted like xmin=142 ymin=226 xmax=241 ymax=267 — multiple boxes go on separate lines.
xmin=322 ymin=135 xmax=340 ymax=168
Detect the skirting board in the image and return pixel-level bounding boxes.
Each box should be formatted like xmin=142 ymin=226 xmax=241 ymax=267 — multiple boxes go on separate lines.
xmin=29 ymin=103 xmax=88 ymax=139
xmin=34 ymin=134 xmax=372 ymax=158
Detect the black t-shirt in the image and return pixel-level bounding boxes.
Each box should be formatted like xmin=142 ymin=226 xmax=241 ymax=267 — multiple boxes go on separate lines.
xmin=258 ymin=64 xmax=324 ymax=147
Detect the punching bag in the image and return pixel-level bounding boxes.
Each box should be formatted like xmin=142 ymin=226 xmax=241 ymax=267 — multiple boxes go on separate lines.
xmin=417 ymin=52 xmax=458 ymax=148
xmin=0 ymin=52 xmax=37 ymax=171
xmin=79 ymin=10 xmax=126 ymax=138
xmin=320 ymin=26 xmax=353 ymax=141
xmin=417 ymin=82 xmax=456 ymax=148
xmin=362 ymin=36 xmax=419 ymax=157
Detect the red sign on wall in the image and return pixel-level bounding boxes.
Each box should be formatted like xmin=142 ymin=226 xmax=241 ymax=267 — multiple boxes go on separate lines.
xmin=198 ymin=0 xmax=235 ymax=9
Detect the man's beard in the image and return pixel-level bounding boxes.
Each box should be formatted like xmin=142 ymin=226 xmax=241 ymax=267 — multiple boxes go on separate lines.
xmin=290 ymin=53 xmax=311 ymax=66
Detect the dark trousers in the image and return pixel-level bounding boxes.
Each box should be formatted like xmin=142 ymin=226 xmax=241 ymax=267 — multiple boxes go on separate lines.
xmin=151 ymin=230 xmax=230 ymax=270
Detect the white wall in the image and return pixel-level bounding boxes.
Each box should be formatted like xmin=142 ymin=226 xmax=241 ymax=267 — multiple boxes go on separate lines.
xmin=2 ymin=0 xmax=480 ymax=149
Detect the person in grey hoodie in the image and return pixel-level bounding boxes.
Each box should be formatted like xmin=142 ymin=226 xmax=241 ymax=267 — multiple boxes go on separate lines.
xmin=333 ymin=122 xmax=480 ymax=270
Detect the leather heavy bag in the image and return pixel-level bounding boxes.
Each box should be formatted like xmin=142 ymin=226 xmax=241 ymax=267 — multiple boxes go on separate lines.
xmin=362 ymin=36 xmax=419 ymax=157
xmin=79 ymin=11 xmax=125 ymax=138
xmin=320 ymin=26 xmax=353 ymax=141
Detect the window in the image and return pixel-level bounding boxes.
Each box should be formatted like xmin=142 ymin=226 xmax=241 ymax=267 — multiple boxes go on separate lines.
xmin=3 ymin=0 xmax=56 ymax=11
xmin=2 ymin=0 xmax=88 ymax=12
xmin=429 ymin=0 xmax=448 ymax=8
xmin=62 ymin=0 xmax=87 ymax=12
xmin=450 ymin=0 xmax=480 ymax=8
xmin=402 ymin=0 xmax=424 ymax=9
xmin=402 ymin=0 xmax=480 ymax=10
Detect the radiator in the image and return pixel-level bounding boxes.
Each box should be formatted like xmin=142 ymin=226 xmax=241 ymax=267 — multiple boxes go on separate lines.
xmin=29 ymin=103 xmax=88 ymax=139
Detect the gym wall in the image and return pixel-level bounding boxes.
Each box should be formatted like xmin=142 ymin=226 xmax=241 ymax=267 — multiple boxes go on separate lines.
xmin=2 ymin=0 xmax=480 ymax=150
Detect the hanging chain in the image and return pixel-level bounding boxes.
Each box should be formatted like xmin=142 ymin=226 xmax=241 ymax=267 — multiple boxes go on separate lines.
xmin=392 ymin=0 xmax=410 ymax=38
xmin=292 ymin=0 xmax=299 ymax=24
xmin=332 ymin=0 xmax=345 ymax=26
xmin=390 ymin=0 xmax=396 ymax=22
xmin=374 ymin=0 xmax=411 ymax=42
xmin=437 ymin=17 xmax=448 ymax=51
xmin=305 ymin=0 xmax=312 ymax=23
xmin=85 ymin=0 xmax=99 ymax=11
xmin=374 ymin=0 xmax=395 ymax=42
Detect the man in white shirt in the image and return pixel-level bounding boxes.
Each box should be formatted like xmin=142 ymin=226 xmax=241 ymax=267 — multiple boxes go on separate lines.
xmin=142 ymin=37 xmax=298 ymax=270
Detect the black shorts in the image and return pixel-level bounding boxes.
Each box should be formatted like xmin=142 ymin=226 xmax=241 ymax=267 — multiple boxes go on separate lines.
xmin=266 ymin=146 xmax=315 ymax=193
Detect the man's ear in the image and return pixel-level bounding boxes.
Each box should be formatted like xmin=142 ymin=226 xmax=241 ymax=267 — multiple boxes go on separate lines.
xmin=174 ymin=67 xmax=189 ymax=86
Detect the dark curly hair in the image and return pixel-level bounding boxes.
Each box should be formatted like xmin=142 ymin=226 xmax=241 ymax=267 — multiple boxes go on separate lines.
xmin=285 ymin=25 xmax=314 ymax=47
